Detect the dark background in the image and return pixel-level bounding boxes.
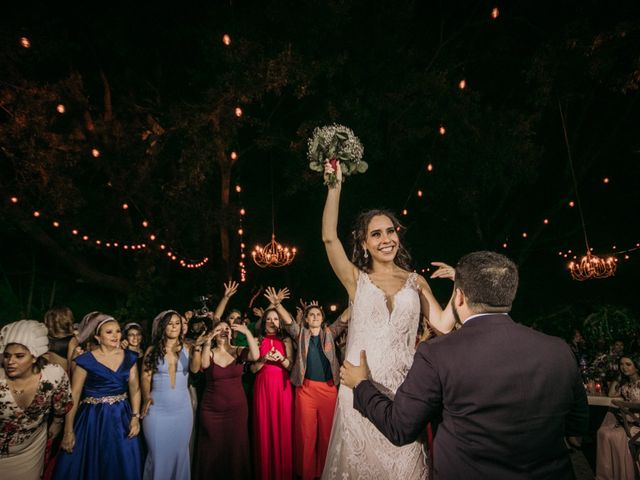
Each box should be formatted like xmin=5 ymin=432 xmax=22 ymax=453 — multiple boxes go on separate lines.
xmin=1 ymin=0 xmax=638 ymax=340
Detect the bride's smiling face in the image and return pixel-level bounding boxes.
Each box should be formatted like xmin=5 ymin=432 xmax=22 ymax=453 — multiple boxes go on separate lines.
xmin=363 ymin=215 xmax=399 ymax=263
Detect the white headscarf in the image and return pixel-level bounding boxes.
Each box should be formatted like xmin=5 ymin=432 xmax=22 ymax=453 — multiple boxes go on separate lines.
xmin=0 ymin=320 xmax=50 ymax=357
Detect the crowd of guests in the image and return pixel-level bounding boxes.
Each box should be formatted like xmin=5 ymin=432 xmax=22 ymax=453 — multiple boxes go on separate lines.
xmin=0 ymin=282 xmax=352 ymax=480
xmin=2 ymin=289 xmax=639 ymax=480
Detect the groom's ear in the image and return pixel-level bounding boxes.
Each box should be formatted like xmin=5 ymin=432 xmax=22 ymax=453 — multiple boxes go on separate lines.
xmin=454 ymin=287 xmax=465 ymax=307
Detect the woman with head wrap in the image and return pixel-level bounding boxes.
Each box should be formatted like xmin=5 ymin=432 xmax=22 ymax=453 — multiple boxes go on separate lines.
xmin=141 ymin=310 xmax=193 ymax=480
xmin=53 ymin=312 xmax=142 ymax=480
xmin=0 ymin=320 xmax=73 ymax=480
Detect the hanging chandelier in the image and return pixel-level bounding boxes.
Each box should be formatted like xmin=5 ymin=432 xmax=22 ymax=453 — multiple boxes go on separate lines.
xmin=568 ymin=253 xmax=617 ymax=281
xmin=251 ymin=161 xmax=297 ymax=268
xmin=559 ymin=102 xmax=616 ymax=281
xmin=252 ymin=234 xmax=297 ymax=267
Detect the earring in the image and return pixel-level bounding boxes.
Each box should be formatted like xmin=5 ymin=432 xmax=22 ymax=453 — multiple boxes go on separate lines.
xmin=363 ymin=250 xmax=369 ymax=259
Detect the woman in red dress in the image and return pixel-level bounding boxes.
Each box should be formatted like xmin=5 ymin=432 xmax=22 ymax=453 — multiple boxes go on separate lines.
xmin=251 ymin=307 xmax=294 ymax=480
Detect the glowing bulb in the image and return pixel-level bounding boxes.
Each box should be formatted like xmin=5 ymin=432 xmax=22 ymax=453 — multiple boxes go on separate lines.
xmin=10 ymin=196 xmax=18 ymax=204
xmin=240 ymin=208 xmax=246 ymax=215
xmin=603 ymin=177 xmax=610 ymax=184
xmin=160 ymin=244 xmax=166 ymax=250
xmin=33 ymin=211 xmax=40 ymax=217
xmin=222 ymin=34 xmax=231 ymax=45
xmin=52 ymin=221 xmax=60 ymax=227
xmin=149 ymin=234 xmax=156 ymax=241
xmin=72 ymin=229 xmax=78 ymax=235
xmin=402 ymin=209 xmax=408 ymax=216
xmin=569 ymin=201 xmax=575 ymax=207
xmin=238 ymin=228 xmax=244 ymax=235
xmin=91 ymin=148 xmax=100 ymax=158
xmin=522 ymin=232 xmax=528 ymax=238
xmin=491 ymin=7 xmax=499 ymax=19
xmin=543 ymin=218 xmax=549 ymax=224
xmin=20 ymin=37 xmax=31 ymax=48
xmin=142 ymin=220 xmax=149 ymax=228
xmin=234 ymin=107 xmax=243 ymax=118
xmin=417 ymin=190 xmax=423 ymax=197
xmin=439 ymin=126 xmax=446 ymax=135
xmin=56 ymin=104 xmax=65 ymax=114
xmin=458 ymin=79 xmax=466 ymax=89
xmin=114 ymin=242 xmax=119 ymax=247
xmin=230 ymin=151 xmax=238 ymax=160
xmin=96 ymin=240 xmax=101 ymax=245
xmin=330 ymin=305 xmax=337 ymax=312
xmin=625 ymin=255 xmax=630 ymax=260
xmin=502 ymin=243 xmax=508 ymax=248
xmin=82 ymin=235 xmax=89 ymax=241
xmin=122 ymin=203 xmax=129 ymax=210
xmin=427 ymin=163 xmax=434 ymax=172
xmin=235 ymin=185 xmax=242 ymax=193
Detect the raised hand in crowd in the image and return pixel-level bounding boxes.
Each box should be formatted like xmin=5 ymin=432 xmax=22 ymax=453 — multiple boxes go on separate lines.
xmin=213 ymin=280 xmax=240 ymax=321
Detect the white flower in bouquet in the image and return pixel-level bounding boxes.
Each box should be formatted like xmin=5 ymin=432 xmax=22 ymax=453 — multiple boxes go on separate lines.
xmin=307 ymin=124 xmax=366 ymax=187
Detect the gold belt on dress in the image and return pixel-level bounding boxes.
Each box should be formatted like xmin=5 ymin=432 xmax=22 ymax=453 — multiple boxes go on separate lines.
xmin=81 ymin=393 xmax=128 ymax=405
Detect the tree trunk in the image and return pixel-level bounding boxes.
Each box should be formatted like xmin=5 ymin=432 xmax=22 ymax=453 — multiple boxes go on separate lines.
xmin=219 ymin=158 xmax=232 ymax=278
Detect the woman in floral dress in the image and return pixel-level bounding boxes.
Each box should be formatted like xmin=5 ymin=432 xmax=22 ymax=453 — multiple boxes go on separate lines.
xmin=0 ymin=320 xmax=72 ymax=480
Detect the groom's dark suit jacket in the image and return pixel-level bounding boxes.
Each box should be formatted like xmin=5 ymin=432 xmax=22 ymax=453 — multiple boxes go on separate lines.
xmin=353 ymin=314 xmax=589 ymax=480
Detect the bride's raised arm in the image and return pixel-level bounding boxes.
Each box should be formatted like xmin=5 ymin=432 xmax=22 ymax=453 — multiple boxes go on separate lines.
xmin=322 ymin=161 xmax=358 ymax=298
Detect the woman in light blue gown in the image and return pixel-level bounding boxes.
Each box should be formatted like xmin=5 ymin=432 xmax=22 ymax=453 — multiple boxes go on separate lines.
xmin=141 ymin=310 xmax=192 ymax=480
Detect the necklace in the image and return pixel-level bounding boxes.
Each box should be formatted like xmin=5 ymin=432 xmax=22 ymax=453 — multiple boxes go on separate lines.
xmin=10 ymin=387 xmax=25 ymax=395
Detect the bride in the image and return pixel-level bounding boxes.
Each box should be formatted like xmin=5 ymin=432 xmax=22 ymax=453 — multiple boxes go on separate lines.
xmin=321 ymin=162 xmax=455 ymax=479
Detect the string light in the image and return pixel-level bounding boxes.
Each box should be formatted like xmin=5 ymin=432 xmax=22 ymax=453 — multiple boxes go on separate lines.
xmin=417 ymin=190 xmax=423 ymax=197
xmin=222 ymin=34 xmax=231 ymax=45
xmin=427 ymin=163 xmax=433 ymax=172
xmin=603 ymin=177 xmax=610 ymax=184
xmin=91 ymin=148 xmax=100 ymax=158
xmin=234 ymin=107 xmax=243 ymax=118
xmin=502 ymin=242 xmax=508 ymax=248
xmin=522 ymin=232 xmax=528 ymax=238
xmin=569 ymin=201 xmax=575 ymax=207
xmin=543 ymin=218 xmax=549 ymax=224
xmin=438 ymin=125 xmax=446 ymax=135
xmin=20 ymin=37 xmax=31 ymax=48
xmin=235 ymin=185 xmax=242 ymax=193
xmin=7 ymin=195 xmax=208 ymax=268
xmin=56 ymin=104 xmax=65 ymax=114
xmin=230 ymin=151 xmax=238 ymax=160
xmin=458 ymin=79 xmax=466 ymax=89
xmin=402 ymin=209 xmax=408 ymax=216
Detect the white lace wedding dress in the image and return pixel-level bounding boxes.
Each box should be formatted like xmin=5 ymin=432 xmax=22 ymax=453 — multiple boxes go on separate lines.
xmin=322 ymin=271 xmax=428 ymax=480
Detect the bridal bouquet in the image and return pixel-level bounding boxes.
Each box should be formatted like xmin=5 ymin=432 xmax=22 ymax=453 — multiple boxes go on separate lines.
xmin=307 ymin=124 xmax=366 ymax=187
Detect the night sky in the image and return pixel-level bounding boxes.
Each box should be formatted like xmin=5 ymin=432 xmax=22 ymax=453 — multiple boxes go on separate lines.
xmin=1 ymin=0 xmax=639 ymax=337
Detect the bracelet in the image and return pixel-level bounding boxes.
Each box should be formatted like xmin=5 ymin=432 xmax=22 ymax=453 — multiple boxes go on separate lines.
xmin=64 ymin=431 xmax=74 ymax=437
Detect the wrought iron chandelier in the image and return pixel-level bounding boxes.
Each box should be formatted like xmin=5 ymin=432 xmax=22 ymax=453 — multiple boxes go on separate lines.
xmin=568 ymin=253 xmax=617 ymax=281
xmin=560 ymin=102 xmax=615 ymax=281
xmin=251 ymin=162 xmax=297 ymax=268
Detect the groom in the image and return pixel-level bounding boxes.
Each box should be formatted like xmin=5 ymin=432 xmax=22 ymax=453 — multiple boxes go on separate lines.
xmin=340 ymin=251 xmax=589 ymax=479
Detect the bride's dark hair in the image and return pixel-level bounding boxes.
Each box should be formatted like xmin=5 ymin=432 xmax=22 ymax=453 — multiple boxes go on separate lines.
xmin=350 ymin=209 xmax=413 ymax=273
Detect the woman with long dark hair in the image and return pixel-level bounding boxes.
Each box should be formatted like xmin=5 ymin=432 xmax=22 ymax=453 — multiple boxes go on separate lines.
xmin=43 ymin=307 xmax=76 ymax=373
xmin=320 ymin=162 xmax=455 ymax=479
xmin=190 ymin=318 xmax=259 ymax=480
xmin=251 ymin=305 xmax=295 ymax=480
xmin=141 ymin=310 xmax=192 ymax=480
xmin=596 ymin=354 xmax=640 ymax=479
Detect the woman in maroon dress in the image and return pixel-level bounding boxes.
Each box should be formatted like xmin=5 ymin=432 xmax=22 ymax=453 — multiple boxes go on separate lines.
xmin=190 ymin=319 xmax=259 ymax=480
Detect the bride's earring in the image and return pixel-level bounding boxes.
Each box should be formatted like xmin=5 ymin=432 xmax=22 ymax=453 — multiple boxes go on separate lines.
xmin=363 ymin=249 xmax=369 ymax=259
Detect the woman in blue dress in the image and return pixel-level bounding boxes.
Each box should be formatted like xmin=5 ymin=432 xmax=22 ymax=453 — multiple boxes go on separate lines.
xmin=54 ymin=312 xmax=142 ymax=480
xmin=141 ymin=310 xmax=192 ymax=480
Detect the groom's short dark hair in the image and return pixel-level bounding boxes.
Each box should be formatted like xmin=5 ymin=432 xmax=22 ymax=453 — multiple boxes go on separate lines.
xmin=455 ymin=251 xmax=518 ymax=313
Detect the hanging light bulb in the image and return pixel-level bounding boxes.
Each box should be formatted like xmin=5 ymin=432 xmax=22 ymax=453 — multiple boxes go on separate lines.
xmin=458 ymin=79 xmax=466 ymax=89
xmin=491 ymin=7 xmax=500 ymax=19
xmin=222 ymin=34 xmax=231 ymax=46
xmin=20 ymin=37 xmax=31 ymax=48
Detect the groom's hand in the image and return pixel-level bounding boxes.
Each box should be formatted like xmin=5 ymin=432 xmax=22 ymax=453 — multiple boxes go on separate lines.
xmin=340 ymin=350 xmax=370 ymax=389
